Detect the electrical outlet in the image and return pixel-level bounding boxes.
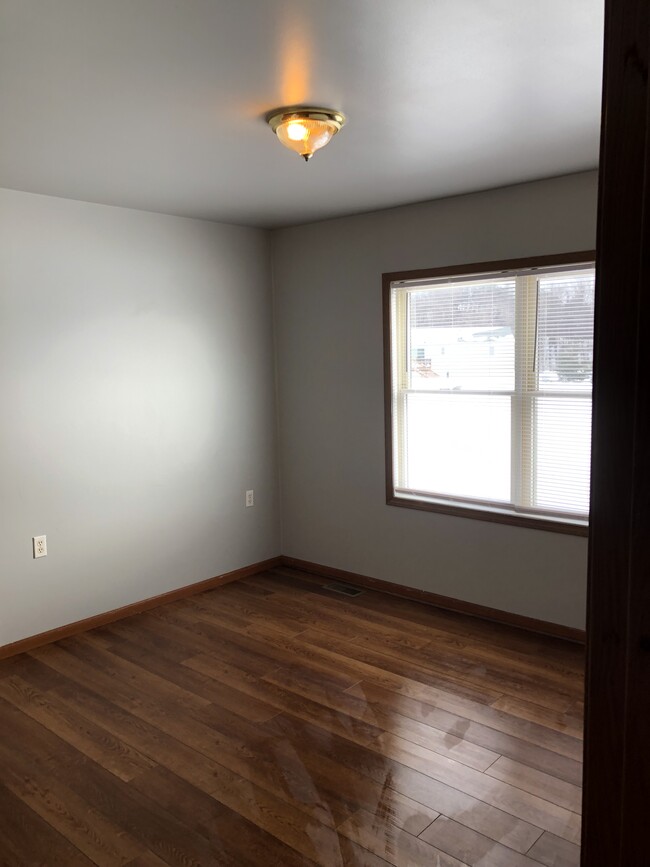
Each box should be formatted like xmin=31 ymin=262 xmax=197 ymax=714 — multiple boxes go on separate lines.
xmin=33 ymin=535 xmax=47 ymax=559
xmin=245 ymin=490 xmax=254 ymax=508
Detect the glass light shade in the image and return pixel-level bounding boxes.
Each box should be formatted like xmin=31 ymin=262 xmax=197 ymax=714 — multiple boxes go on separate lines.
xmin=267 ymin=108 xmax=346 ymax=161
xmin=276 ymin=118 xmax=336 ymax=159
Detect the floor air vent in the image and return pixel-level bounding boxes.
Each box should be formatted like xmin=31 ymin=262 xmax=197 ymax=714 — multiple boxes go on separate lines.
xmin=323 ymin=582 xmax=364 ymax=597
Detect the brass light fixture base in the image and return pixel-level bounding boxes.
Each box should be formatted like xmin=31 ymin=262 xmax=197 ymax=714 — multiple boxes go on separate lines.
xmin=266 ymin=107 xmax=346 ymax=134
xmin=266 ymin=106 xmax=347 ymax=162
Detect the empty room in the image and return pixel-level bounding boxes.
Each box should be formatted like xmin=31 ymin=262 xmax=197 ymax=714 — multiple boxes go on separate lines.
xmin=2 ymin=1 xmax=648 ymax=865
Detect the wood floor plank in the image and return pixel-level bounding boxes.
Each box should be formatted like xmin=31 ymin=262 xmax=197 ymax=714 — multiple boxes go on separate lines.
xmin=0 ymin=698 xmax=145 ymax=866
xmin=566 ymin=699 xmax=584 ymax=719
xmin=7 ymin=651 xmax=97 ymax=695
xmin=148 ymin=604 xmax=299 ymax=675
xmin=36 ymin=671 xmax=226 ymax=794
xmin=346 ymin=680 xmax=584 ymax=769
xmin=202 ymin=755 xmax=374 ymax=866
xmin=185 ymin=651 xmax=384 ymax=745
xmin=155 ymin=602 xmax=369 ymax=695
xmin=0 ymin=567 xmax=581 ymax=866
xmin=0 ymin=782 xmax=94 ymax=867
xmin=0 ymin=687 xmax=232 ymax=865
xmin=99 ymin=618 xmax=195 ymax=663
xmin=347 ymin=634 xmax=577 ymax=713
xmin=131 ymin=765 xmax=317 ymax=867
xmin=527 ymin=831 xmax=581 ymax=867
xmin=490 ymin=696 xmax=584 ymax=738
xmin=262 ymin=657 xmax=362 ymax=697
xmin=247 ymin=622 xmax=502 ymax=705
xmin=261 ymin=713 xmax=441 ymax=836
xmin=45 ymin=655 xmax=353 ymax=828
xmin=420 ymin=815 xmax=541 ymax=867
xmin=69 ymin=632 xmax=213 ymax=711
xmin=124 ymin=853 xmax=170 ymax=867
xmin=0 ymin=757 xmax=145 ymax=866
xmin=205 ymin=616 xmax=501 ymax=705
xmin=200 ymin=582 xmax=435 ymax=653
xmin=25 ymin=644 xmax=191 ymax=742
xmin=183 ymin=591 xmax=324 ymax=641
xmin=361 ymin=734 xmax=582 ymax=844
xmin=223 ymin=585 xmax=525 ymax=706
xmin=354 ymin=635 xmax=578 ymax=712
xmin=170 ymin=602 xmax=503 ymax=709
xmin=345 ymin=681 xmax=583 ymax=787
xmin=0 ymin=691 xmax=82 ymax=775
xmin=334 ymin=838 xmax=394 ymax=866
xmin=262 ymin=711 xmax=545 ymax=855
xmin=0 ymin=675 xmax=155 ymax=782
xmin=338 ymin=808 xmax=470 ymax=867
xmin=111 ymin=610 xmax=237 ymax=663
xmin=96 ymin=627 xmax=281 ymax=723
xmin=251 ymin=569 xmax=585 ymax=673
xmin=370 ymin=731 xmax=501 ymax=781
xmin=485 ymin=757 xmax=582 ymax=813
xmin=364 ymin=707 xmax=501 ymax=772
xmin=299 ymin=625 xmax=504 ymax=696
xmin=244 ymin=578 xmax=583 ymax=700
xmin=55 ymin=750 xmax=245 ymax=867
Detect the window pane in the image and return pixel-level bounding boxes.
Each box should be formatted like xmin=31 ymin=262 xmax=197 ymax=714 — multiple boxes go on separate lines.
xmin=534 ymin=396 xmax=592 ymax=514
xmin=390 ymin=261 xmax=595 ymax=527
xmin=405 ymin=392 xmax=511 ymax=502
xmin=408 ymin=280 xmax=515 ymax=392
xmin=537 ymin=273 xmax=595 ymax=392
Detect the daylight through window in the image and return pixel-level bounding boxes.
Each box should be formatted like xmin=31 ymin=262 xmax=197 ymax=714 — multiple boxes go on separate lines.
xmin=386 ymin=256 xmax=596 ymax=531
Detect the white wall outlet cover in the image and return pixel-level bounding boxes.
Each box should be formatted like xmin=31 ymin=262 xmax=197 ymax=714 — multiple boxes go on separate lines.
xmin=245 ymin=490 xmax=254 ymax=507
xmin=33 ymin=535 xmax=47 ymax=558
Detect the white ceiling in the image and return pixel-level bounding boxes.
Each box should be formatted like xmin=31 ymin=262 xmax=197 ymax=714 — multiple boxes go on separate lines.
xmin=0 ymin=0 xmax=603 ymax=228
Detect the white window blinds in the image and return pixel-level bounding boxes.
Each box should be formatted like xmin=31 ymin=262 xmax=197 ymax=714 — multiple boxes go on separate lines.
xmin=389 ymin=262 xmax=595 ymax=526
xmin=532 ymin=272 xmax=595 ymax=515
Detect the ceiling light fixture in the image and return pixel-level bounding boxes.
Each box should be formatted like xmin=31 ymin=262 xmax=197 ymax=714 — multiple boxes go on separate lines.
xmin=266 ymin=106 xmax=346 ymax=162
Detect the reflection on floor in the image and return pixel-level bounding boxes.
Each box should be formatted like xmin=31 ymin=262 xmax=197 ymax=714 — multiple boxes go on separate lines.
xmin=0 ymin=566 xmax=584 ymax=866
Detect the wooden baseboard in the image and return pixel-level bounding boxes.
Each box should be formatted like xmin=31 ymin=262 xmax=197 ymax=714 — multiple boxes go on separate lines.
xmin=280 ymin=556 xmax=586 ymax=644
xmin=0 ymin=551 xmax=583 ymax=659
xmin=0 ymin=556 xmax=282 ymax=660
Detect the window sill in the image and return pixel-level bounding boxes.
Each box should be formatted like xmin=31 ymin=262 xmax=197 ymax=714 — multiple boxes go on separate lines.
xmin=387 ymin=492 xmax=589 ymax=537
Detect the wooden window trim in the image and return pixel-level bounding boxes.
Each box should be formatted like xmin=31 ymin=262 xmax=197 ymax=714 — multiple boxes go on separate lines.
xmin=383 ymin=250 xmax=596 ymax=537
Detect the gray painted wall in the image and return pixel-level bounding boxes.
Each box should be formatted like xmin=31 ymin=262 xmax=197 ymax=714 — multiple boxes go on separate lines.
xmin=272 ymin=172 xmax=598 ymax=629
xmin=0 ymin=172 xmax=598 ymax=645
xmin=0 ymin=188 xmax=280 ymax=646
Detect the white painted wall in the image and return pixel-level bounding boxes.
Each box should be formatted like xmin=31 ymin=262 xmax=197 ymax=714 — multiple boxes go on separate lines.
xmin=272 ymin=172 xmax=598 ymax=629
xmin=0 ymin=189 xmax=280 ymax=646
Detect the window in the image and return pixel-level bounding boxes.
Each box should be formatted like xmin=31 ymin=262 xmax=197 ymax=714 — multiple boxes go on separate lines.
xmin=383 ymin=252 xmax=596 ymax=535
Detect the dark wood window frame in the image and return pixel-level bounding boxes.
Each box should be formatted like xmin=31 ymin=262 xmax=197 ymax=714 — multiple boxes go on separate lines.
xmin=383 ymin=250 xmax=596 ymax=537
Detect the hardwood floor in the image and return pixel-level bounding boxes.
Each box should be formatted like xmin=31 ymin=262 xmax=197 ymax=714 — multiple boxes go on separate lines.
xmin=0 ymin=567 xmax=584 ymax=866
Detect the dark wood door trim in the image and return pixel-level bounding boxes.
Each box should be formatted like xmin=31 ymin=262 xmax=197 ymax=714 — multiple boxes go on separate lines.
xmin=581 ymin=0 xmax=650 ymax=861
